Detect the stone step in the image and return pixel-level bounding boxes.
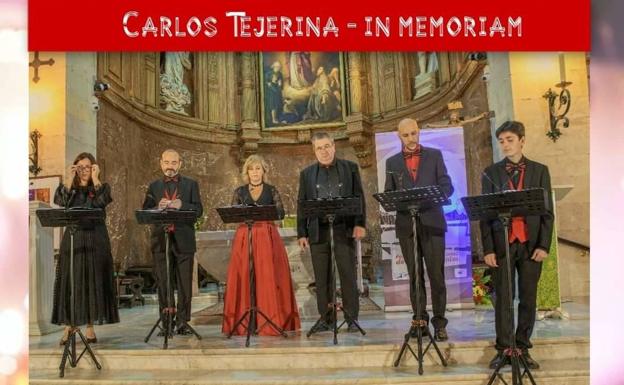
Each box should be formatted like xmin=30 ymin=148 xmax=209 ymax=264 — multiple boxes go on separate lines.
xmin=29 ymin=359 xmax=589 ymax=385
xmin=29 ymin=336 xmax=588 ymax=372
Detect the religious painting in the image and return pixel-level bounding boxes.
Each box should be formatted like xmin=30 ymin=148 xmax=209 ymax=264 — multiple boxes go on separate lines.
xmin=260 ymin=52 xmax=346 ymax=129
xmin=29 ymin=175 xmax=62 ymax=249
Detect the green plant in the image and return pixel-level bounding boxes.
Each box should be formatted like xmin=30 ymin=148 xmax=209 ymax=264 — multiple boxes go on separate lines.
xmin=194 ymin=215 xmax=205 ymax=231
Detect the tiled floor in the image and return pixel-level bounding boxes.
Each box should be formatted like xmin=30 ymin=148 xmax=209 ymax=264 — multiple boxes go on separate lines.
xmin=29 ymin=291 xmax=589 ymax=351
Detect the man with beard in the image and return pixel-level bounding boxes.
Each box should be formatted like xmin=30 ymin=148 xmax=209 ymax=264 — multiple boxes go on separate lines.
xmin=142 ymin=149 xmax=203 ymax=335
xmin=384 ymin=118 xmax=454 ymax=341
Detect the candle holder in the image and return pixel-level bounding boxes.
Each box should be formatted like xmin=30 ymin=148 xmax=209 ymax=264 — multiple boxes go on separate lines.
xmin=543 ymin=80 xmax=572 ymax=142
xmin=29 ymin=130 xmax=43 ymax=176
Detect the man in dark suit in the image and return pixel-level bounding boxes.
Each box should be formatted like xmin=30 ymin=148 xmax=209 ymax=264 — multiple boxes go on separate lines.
xmin=384 ymin=118 xmax=454 ymax=341
xmin=481 ymin=121 xmax=554 ymax=370
xmin=297 ymin=132 xmax=366 ymax=333
xmin=142 ymin=149 xmax=203 ymax=335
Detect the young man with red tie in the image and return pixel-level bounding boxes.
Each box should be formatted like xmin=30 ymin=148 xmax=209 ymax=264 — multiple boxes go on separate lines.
xmin=142 ymin=149 xmax=203 ymax=335
xmin=481 ymin=121 xmax=554 ymax=370
xmin=384 ymin=118 xmax=454 ymax=341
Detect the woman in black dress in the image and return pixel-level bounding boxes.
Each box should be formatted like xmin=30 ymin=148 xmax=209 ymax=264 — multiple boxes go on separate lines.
xmin=53 ymin=152 xmax=119 ymax=345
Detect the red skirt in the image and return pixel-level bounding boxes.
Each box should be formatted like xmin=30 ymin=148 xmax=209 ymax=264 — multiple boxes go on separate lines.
xmin=222 ymin=222 xmax=301 ymax=336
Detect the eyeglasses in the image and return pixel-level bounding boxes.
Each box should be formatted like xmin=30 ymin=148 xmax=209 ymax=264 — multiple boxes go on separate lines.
xmin=76 ymin=166 xmax=92 ymax=171
xmin=314 ymin=143 xmax=333 ymax=152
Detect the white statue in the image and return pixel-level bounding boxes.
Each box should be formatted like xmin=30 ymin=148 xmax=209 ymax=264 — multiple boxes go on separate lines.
xmin=414 ymin=52 xmax=439 ymax=100
xmin=417 ymin=52 xmax=439 ymax=74
xmin=160 ymin=52 xmax=192 ymax=115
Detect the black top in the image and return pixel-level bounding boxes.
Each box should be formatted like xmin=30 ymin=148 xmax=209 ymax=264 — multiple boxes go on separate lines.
xmin=54 ymin=183 xmax=112 ymax=212
xmin=142 ymin=174 xmax=203 ymax=253
xmin=231 ymin=183 xmax=286 ymax=220
xmin=297 ymin=158 xmax=366 ymax=243
xmin=316 ymin=163 xmax=341 ymax=199
xmin=481 ymin=156 xmax=554 ymax=256
xmin=384 ymin=146 xmax=454 ymax=237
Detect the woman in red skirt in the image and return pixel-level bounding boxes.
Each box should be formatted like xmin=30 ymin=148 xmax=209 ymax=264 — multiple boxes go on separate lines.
xmin=222 ymin=155 xmax=301 ymax=336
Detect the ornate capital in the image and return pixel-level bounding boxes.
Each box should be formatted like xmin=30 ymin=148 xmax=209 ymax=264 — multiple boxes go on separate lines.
xmin=345 ymin=113 xmax=374 ymax=168
xmin=239 ymin=121 xmax=261 ymax=163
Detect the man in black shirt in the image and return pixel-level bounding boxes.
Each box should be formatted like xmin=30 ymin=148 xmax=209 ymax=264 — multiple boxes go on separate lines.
xmin=142 ymin=149 xmax=203 ymax=335
xmin=297 ymin=132 xmax=366 ymax=332
xmin=481 ymin=121 xmax=554 ymax=369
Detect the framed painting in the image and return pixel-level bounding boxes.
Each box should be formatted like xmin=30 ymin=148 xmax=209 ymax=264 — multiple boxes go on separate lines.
xmin=259 ymin=52 xmax=347 ymax=129
xmin=29 ymin=175 xmax=62 ymax=249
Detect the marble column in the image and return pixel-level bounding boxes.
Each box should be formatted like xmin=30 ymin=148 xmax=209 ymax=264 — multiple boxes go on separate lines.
xmin=239 ymin=52 xmax=261 ymax=161
xmin=346 ymin=53 xmax=374 ymax=168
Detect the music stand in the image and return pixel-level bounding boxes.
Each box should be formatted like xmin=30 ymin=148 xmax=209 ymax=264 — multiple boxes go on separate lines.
xmin=462 ymin=188 xmax=547 ymax=385
xmin=373 ymin=186 xmax=449 ymax=375
xmin=36 ymin=208 xmax=104 ymax=378
xmin=300 ymin=197 xmax=367 ymax=345
xmin=216 ymin=204 xmax=288 ymax=347
xmin=136 ymin=209 xmax=202 ymax=349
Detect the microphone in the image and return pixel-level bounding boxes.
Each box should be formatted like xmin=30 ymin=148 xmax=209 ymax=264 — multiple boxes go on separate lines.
xmin=145 ymin=192 xmax=158 ymax=210
xmin=397 ymin=172 xmax=404 ymax=190
xmin=482 ymin=171 xmax=503 ymax=193
xmin=506 ymin=169 xmax=520 ymax=191
xmin=315 ymin=184 xmax=325 ymax=199
xmin=387 ymin=170 xmax=405 ymax=190
xmin=65 ymin=188 xmax=76 ymax=210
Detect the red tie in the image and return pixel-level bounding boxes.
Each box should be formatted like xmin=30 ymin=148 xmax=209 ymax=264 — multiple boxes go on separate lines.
xmin=507 ymin=165 xmax=528 ymax=243
xmin=163 ymin=184 xmax=178 ymax=233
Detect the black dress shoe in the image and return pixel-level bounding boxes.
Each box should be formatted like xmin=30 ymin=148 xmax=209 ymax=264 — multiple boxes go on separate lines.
xmin=176 ymin=325 xmax=194 ymax=336
xmin=521 ymin=350 xmax=540 ymax=370
xmin=489 ymin=351 xmax=510 ymax=369
xmin=409 ymin=320 xmax=429 ymax=338
xmin=434 ymin=327 xmax=448 ymax=341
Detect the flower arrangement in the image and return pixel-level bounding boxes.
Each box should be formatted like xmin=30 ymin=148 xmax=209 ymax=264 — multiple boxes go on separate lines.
xmin=473 ymin=270 xmax=493 ymax=306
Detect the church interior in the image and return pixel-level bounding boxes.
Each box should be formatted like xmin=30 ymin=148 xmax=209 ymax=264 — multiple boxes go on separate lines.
xmin=28 ymin=51 xmax=590 ymax=384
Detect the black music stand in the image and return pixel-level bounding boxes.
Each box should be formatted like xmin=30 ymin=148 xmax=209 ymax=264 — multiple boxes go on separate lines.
xmin=36 ymin=208 xmax=104 ymax=378
xmin=462 ymin=188 xmax=547 ymax=385
xmin=136 ymin=209 xmax=202 ymax=349
xmin=373 ymin=186 xmax=449 ymax=375
xmin=300 ymin=197 xmax=366 ymax=345
xmin=216 ymin=204 xmax=288 ymax=347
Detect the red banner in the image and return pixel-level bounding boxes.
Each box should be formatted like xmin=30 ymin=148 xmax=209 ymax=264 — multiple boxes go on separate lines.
xmin=28 ymin=0 xmax=590 ymax=51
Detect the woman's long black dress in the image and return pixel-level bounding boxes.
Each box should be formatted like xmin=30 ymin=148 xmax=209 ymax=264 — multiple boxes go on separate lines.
xmin=51 ymin=183 xmax=120 ymax=326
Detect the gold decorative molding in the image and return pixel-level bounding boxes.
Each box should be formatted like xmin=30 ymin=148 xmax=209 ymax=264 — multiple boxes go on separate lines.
xmin=346 ymin=113 xmax=375 ymax=168
xmin=239 ymin=121 xmax=262 ymax=162
xmin=96 ymin=53 xmax=483 ymax=150
xmin=370 ymin=60 xmax=485 ymax=132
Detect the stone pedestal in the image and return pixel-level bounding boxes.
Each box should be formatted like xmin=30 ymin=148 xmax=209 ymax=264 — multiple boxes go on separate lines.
xmin=413 ymin=72 xmax=438 ymax=100
xmin=282 ymin=228 xmax=317 ymax=318
xmin=29 ymin=201 xmax=62 ymax=336
xmin=194 ymin=228 xmax=318 ymax=318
